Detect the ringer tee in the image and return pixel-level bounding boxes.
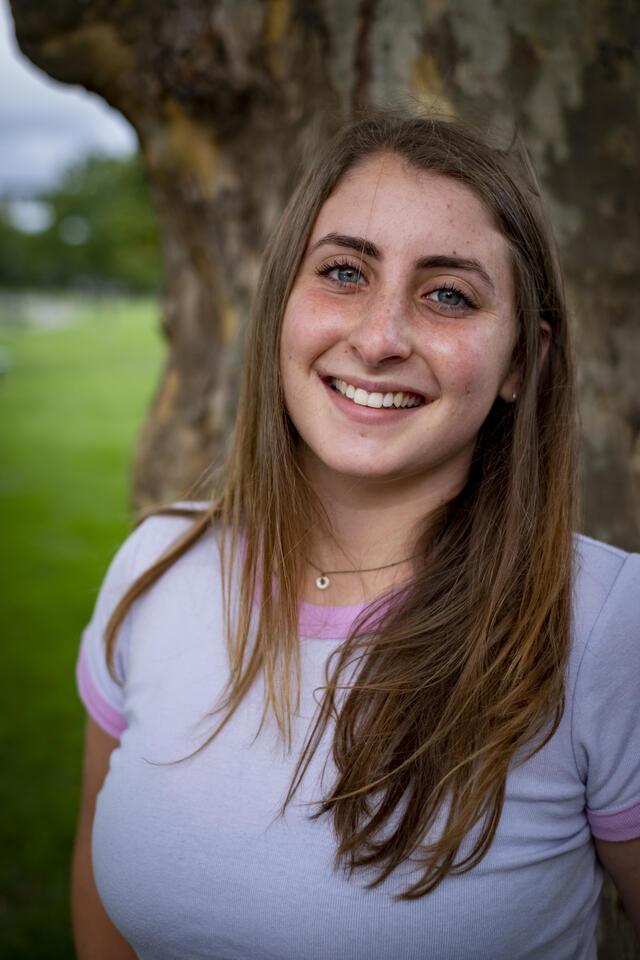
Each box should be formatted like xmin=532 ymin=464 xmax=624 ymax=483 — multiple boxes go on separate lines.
xmin=76 ymin=508 xmax=640 ymax=960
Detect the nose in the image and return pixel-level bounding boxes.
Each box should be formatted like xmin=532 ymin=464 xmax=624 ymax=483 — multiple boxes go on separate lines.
xmin=347 ymin=292 xmax=412 ymax=368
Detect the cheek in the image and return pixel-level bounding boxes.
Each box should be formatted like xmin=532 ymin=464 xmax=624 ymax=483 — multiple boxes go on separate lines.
xmin=279 ymin=301 xmax=326 ymax=404
xmin=429 ymin=334 xmax=486 ymax=390
xmin=280 ymin=302 xmax=307 ymax=378
xmin=281 ymin=290 xmax=345 ymax=365
xmin=427 ymin=328 xmax=512 ymax=399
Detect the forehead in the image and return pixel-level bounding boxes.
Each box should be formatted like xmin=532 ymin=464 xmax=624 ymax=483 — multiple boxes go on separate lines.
xmin=310 ymin=153 xmax=510 ymax=269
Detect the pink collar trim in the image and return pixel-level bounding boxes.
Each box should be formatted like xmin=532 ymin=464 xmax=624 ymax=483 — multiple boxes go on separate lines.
xmin=251 ymin=570 xmax=374 ymax=639
xmin=297 ymin=598 xmax=370 ymax=639
xmin=297 ymin=590 xmax=399 ymax=639
xmin=239 ymin=535 xmax=396 ymax=639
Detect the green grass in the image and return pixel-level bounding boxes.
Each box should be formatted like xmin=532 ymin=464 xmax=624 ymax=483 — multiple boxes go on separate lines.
xmin=0 ymin=296 xmax=164 ymax=958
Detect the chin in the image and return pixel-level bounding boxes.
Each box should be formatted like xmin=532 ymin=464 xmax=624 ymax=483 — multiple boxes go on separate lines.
xmin=311 ymin=449 xmax=414 ymax=483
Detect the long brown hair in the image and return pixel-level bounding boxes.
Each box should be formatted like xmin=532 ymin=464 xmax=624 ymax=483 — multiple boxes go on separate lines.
xmin=105 ymin=112 xmax=578 ymax=899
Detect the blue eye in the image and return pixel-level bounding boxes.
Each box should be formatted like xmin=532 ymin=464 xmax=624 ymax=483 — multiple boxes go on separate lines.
xmin=316 ymin=258 xmax=366 ymax=288
xmin=332 ymin=265 xmax=362 ymax=284
xmin=425 ymin=285 xmax=475 ymax=310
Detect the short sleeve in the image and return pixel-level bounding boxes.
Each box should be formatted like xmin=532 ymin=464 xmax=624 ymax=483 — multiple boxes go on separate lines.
xmin=572 ymin=552 xmax=640 ymax=840
xmin=76 ymin=523 xmax=150 ymax=738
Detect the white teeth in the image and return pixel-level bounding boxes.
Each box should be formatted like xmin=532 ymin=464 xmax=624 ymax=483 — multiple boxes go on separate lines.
xmin=330 ymin=378 xmax=422 ymax=409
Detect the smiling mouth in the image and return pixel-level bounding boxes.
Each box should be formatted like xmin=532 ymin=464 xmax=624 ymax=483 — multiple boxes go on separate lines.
xmin=328 ymin=377 xmax=425 ymax=409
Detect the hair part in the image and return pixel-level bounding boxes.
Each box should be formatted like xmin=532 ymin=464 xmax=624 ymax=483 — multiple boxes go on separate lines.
xmin=105 ymin=110 xmax=578 ymax=899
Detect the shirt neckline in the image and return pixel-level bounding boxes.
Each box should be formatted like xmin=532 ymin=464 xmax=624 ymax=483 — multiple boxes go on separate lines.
xmin=234 ymin=530 xmax=396 ymax=640
xmin=297 ymin=597 xmax=371 ymax=639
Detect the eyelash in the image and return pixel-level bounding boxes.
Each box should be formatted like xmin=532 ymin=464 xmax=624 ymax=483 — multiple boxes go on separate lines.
xmin=430 ymin=281 xmax=478 ymax=311
xmin=315 ymin=257 xmax=366 ymax=288
xmin=315 ymin=257 xmax=479 ymax=311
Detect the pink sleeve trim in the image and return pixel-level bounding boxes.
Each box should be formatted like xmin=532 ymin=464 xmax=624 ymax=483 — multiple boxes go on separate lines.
xmin=76 ymin=640 xmax=128 ymax=739
xmin=587 ymin=800 xmax=640 ymax=841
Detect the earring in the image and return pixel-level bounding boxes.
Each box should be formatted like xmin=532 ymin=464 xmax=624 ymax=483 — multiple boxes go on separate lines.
xmin=512 ymin=392 xmax=517 ymax=402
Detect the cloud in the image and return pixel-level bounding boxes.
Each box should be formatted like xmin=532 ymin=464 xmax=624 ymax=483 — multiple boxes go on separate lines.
xmin=0 ymin=0 xmax=137 ymax=195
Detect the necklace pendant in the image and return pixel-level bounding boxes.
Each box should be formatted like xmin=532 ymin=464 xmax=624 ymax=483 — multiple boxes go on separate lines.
xmin=315 ymin=574 xmax=330 ymax=590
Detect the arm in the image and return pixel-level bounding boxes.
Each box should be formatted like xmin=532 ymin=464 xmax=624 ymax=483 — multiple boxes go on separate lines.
xmin=71 ymin=718 xmax=138 ymax=960
xmin=595 ymin=836 xmax=640 ymax=940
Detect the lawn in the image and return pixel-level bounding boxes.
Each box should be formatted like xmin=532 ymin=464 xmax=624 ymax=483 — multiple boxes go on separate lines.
xmin=0 ymin=296 xmax=164 ymax=958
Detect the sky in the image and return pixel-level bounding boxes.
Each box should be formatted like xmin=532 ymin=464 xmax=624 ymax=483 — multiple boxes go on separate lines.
xmin=0 ymin=0 xmax=136 ymax=197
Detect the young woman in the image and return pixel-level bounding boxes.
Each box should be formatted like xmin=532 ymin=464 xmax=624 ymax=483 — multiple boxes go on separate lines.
xmin=72 ymin=114 xmax=640 ymax=959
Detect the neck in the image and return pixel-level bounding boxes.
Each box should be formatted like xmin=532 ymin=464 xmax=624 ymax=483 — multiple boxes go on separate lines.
xmin=299 ymin=450 xmax=467 ymax=605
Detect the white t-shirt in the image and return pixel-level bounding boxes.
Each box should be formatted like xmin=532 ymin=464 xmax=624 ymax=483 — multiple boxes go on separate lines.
xmin=76 ymin=508 xmax=640 ymax=960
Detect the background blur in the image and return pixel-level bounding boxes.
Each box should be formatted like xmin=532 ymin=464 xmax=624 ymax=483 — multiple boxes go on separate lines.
xmin=2 ymin=0 xmax=638 ymax=957
xmin=0 ymin=1 xmax=164 ymax=954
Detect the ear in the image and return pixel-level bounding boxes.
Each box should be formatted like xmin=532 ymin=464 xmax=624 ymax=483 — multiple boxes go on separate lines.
xmin=537 ymin=320 xmax=552 ymax=368
xmin=498 ymin=321 xmax=551 ymax=403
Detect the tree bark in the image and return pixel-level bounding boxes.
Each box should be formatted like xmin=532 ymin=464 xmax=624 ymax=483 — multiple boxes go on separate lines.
xmin=9 ymin=1 xmax=639 ymax=953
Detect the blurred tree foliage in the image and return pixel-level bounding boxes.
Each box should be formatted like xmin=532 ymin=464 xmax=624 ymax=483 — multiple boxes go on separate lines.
xmin=0 ymin=153 xmax=161 ymax=291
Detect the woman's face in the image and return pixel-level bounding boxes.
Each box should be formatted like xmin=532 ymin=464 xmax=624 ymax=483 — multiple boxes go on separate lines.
xmin=279 ymin=152 xmax=520 ymax=497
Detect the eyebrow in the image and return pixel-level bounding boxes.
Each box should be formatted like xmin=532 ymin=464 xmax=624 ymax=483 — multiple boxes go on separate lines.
xmin=310 ymin=232 xmax=496 ymax=292
xmin=311 ymin=232 xmax=380 ymax=259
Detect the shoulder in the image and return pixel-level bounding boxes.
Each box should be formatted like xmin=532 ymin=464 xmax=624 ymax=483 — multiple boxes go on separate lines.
xmin=76 ymin=501 xmax=222 ymax=737
xmin=571 ymin=533 xmax=640 ymax=654
xmin=88 ymin=502 xmax=221 ymax=610
xmin=125 ymin=500 xmax=217 ymax=572
xmin=569 ymin=536 xmax=640 ymax=822
xmin=569 ymin=533 xmax=640 ymax=728
xmin=573 ymin=531 xmax=636 ymax=585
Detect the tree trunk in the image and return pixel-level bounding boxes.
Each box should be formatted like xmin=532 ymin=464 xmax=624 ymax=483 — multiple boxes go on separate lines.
xmin=9 ymin=1 xmax=639 ymax=953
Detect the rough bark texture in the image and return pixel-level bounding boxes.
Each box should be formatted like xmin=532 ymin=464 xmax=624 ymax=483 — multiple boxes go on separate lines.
xmin=9 ymin=1 xmax=639 ymax=953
